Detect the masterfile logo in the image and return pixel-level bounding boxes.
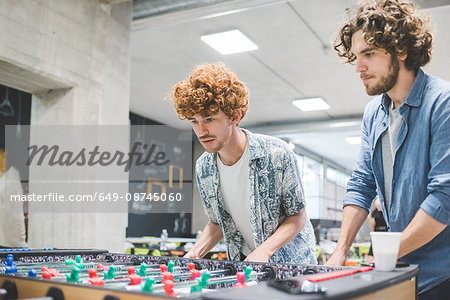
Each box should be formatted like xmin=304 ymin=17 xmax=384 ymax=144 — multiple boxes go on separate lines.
xmin=26 ymin=142 xmax=170 ymax=172
xmin=4 ymin=125 xmax=193 ymax=213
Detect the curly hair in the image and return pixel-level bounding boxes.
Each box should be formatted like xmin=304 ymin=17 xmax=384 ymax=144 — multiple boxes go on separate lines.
xmin=334 ymin=0 xmax=433 ymax=71
xmin=170 ymin=63 xmax=249 ymax=122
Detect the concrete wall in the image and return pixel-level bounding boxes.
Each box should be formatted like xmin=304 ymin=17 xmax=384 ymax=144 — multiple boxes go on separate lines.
xmin=0 ymin=0 xmax=132 ymax=251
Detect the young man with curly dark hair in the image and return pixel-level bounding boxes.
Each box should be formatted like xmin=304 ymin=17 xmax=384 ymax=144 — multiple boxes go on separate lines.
xmin=326 ymin=0 xmax=449 ymax=297
xmin=170 ymin=63 xmax=316 ymax=264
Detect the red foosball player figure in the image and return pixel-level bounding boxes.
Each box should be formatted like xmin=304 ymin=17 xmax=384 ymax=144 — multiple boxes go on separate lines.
xmin=127 ymin=267 xmax=142 ymax=285
xmin=160 ymin=264 xmax=168 ymax=273
xmin=88 ymin=269 xmax=104 ymax=286
xmin=42 ymin=271 xmax=52 ymax=280
xmin=234 ymin=272 xmax=247 ymax=288
xmin=188 ymin=263 xmax=201 ymax=280
xmin=163 ymin=280 xmax=177 ymax=297
xmin=97 ymin=264 xmax=109 ymax=271
xmin=41 ymin=266 xmax=61 ymax=278
xmin=162 ymin=271 xmax=174 ymax=282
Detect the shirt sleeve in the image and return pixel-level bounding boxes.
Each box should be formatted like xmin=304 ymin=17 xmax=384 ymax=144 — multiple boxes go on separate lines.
xmin=280 ymin=148 xmax=305 ymax=217
xmin=421 ymin=92 xmax=450 ymax=225
xmin=195 ymin=160 xmax=219 ymax=224
xmin=343 ymin=105 xmax=378 ymax=212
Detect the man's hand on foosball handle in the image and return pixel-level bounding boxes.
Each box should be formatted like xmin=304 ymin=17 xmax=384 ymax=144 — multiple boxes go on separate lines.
xmin=184 ymin=250 xmax=200 ymax=259
xmin=244 ymin=248 xmax=270 ymax=263
xmin=325 ymin=251 xmax=346 ymax=266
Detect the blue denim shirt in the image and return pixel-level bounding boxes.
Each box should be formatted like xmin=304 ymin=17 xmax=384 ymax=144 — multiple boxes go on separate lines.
xmin=196 ymin=129 xmax=317 ymax=264
xmin=344 ymin=69 xmax=450 ymax=293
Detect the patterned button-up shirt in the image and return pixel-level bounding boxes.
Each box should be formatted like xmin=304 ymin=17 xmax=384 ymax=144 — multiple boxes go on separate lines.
xmin=196 ymin=129 xmax=317 ymax=264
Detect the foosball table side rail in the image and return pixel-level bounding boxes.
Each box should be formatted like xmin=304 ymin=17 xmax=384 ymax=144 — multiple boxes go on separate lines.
xmin=0 ymin=275 xmax=175 ymax=300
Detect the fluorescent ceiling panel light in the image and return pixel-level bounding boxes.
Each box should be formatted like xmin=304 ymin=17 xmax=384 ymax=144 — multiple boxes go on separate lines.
xmin=345 ymin=136 xmax=361 ymax=145
xmin=292 ymin=98 xmax=330 ymax=111
xmin=329 ymin=121 xmax=360 ymax=128
xmin=201 ymin=30 xmax=258 ymax=55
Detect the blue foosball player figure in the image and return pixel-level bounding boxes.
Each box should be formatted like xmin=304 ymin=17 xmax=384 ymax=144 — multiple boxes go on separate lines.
xmin=4 ymin=254 xmax=17 ymax=274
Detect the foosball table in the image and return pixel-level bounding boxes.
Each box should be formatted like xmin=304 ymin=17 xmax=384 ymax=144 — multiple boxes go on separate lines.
xmin=0 ymin=249 xmax=419 ymax=299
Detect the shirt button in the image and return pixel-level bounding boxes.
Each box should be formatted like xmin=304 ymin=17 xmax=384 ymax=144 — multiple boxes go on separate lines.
xmin=382 ymin=122 xmax=386 ymax=126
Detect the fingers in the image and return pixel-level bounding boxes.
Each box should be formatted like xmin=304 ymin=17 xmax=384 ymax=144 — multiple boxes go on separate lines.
xmin=184 ymin=251 xmax=200 ymax=259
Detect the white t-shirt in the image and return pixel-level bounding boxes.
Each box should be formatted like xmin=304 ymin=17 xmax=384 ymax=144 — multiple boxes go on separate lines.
xmin=217 ymin=141 xmax=255 ymax=256
xmin=382 ymin=102 xmax=403 ymax=215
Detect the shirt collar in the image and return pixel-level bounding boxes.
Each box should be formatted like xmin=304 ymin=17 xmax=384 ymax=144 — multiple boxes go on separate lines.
xmin=241 ymin=128 xmax=265 ymax=161
xmin=380 ymin=68 xmax=427 ymax=110
xmin=403 ymin=68 xmax=426 ymax=108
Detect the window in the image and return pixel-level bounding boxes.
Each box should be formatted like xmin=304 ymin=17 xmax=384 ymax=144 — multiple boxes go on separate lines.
xmin=297 ymin=154 xmax=322 ymax=219
xmin=326 ymin=166 xmax=350 ymax=188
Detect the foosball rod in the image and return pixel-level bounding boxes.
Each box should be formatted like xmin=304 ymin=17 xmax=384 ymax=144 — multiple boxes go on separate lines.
xmin=125 ymin=266 xmax=276 ymax=293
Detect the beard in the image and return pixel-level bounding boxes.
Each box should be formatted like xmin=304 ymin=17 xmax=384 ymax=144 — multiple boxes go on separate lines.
xmin=365 ymin=54 xmax=400 ymax=96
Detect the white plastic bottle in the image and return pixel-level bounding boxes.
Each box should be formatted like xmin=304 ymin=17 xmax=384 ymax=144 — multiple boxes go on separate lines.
xmin=160 ymin=229 xmax=168 ymax=251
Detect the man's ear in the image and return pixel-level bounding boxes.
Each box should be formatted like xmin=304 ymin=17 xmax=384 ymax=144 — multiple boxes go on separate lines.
xmin=398 ymin=49 xmax=408 ymax=62
xmin=231 ymin=110 xmax=242 ymax=126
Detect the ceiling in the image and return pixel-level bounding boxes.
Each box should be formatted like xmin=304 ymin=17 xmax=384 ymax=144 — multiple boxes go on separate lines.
xmin=129 ymin=0 xmax=450 ymax=171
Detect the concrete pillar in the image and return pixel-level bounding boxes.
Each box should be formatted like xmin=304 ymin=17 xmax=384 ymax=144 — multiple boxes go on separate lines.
xmin=0 ymin=0 xmax=132 ymax=252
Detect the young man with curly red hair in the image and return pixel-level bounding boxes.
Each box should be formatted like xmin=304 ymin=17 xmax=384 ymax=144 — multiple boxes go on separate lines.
xmin=170 ymin=63 xmax=316 ymax=264
xmin=326 ymin=0 xmax=449 ymax=297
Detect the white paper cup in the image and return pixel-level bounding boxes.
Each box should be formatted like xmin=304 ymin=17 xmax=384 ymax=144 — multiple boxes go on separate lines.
xmin=370 ymin=232 xmax=402 ymax=271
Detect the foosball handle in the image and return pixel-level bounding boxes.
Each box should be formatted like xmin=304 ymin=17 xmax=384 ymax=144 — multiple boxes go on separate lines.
xmin=224 ymin=263 xmax=237 ymax=275
xmin=303 ymin=268 xmax=317 ymax=275
xmin=105 ymin=254 xmax=114 ymax=263
xmin=46 ymin=286 xmax=65 ymax=300
xmin=1 ymin=280 xmax=17 ymax=300
xmin=193 ymin=261 xmax=202 ymax=270
xmin=131 ymin=256 xmax=142 ymax=265
xmin=261 ymin=265 xmax=277 ymax=280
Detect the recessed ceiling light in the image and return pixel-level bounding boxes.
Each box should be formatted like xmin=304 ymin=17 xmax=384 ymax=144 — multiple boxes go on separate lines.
xmin=201 ymin=30 xmax=258 ymax=55
xmin=329 ymin=121 xmax=360 ymax=128
xmin=292 ymin=98 xmax=330 ymax=111
xmin=345 ymin=136 xmax=361 ymax=145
